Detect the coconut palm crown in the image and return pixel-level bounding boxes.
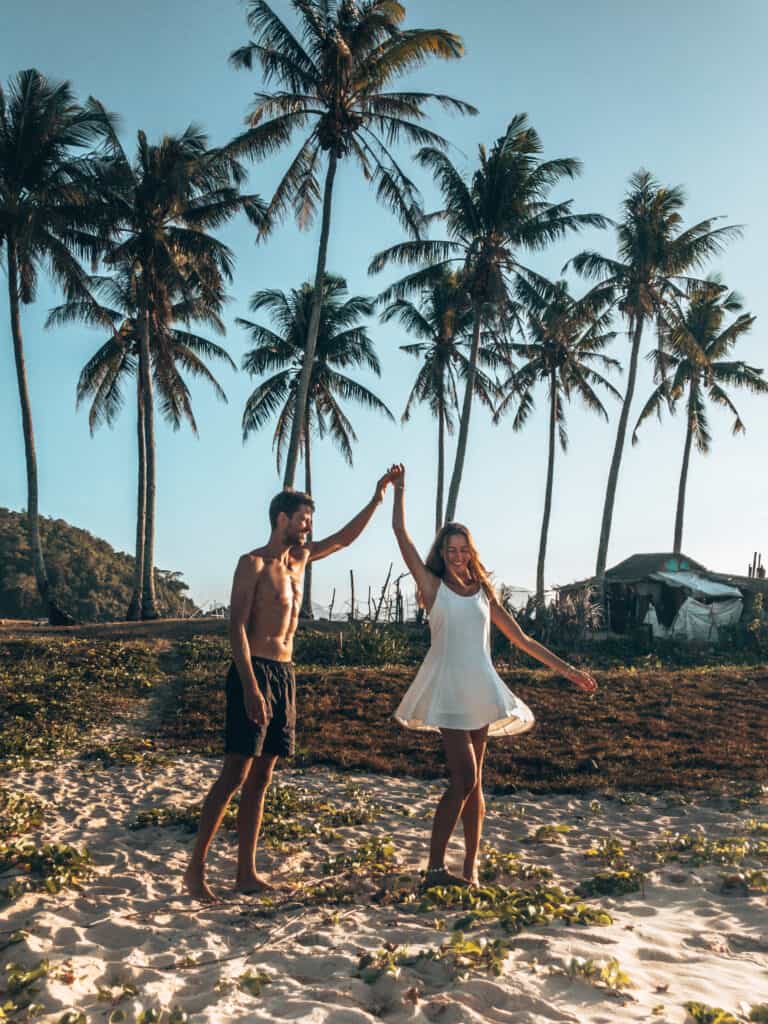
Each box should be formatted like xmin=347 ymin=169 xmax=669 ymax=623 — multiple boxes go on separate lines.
xmin=567 ymin=169 xmax=743 ymax=577
xmin=86 ymin=114 xmax=264 ymax=618
xmin=228 ymin=0 xmax=477 ymax=488
xmin=497 ymin=276 xmax=620 ymax=602
xmin=380 ymin=268 xmax=499 ymax=530
xmin=371 ymin=114 xmax=610 ymax=520
xmin=632 ymin=276 xmax=767 ymax=553
xmin=0 ymin=69 xmax=114 ymax=621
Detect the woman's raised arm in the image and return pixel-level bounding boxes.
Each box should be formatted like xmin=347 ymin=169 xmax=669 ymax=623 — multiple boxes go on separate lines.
xmin=388 ymin=464 xmax=439 ymax=612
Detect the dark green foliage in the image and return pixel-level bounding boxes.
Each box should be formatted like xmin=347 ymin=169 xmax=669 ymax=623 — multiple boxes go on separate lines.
xmin=0 ymin=638 xmax=161 ymax=762
xmin=575 ymin=868 xmax=644 ymax=898
xmin=0 ymin=841 xmax=93 ymax=903
xmin=0 ymin=508 xmax=197 ymax=621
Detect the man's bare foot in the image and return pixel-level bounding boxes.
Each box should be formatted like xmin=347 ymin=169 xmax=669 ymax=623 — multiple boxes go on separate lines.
xmin=183 ymin=867 xmax=218 ymax=902
xmin=235 ymin=873 xmax=297 ymax=896
xmin=421 ymin=866 xmax=470 ymax=889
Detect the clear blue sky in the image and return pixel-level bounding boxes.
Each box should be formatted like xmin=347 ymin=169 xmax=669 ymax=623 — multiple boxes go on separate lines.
xmin=2 ymin=0 xmax=767 ymax=613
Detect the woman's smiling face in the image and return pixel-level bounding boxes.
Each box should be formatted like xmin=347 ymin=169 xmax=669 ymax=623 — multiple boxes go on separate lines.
xmin=443 ymin=532 xmax=472 ymax=573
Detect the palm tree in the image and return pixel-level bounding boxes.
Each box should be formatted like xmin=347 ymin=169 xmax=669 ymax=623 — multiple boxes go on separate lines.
xmin=0 ymin=69 xmax=112 ymax=622
xmin=89 ymin=114 xmax=264 ymax=618
xmin=229 ymin=0 xmax=476 ymax=488
xmin=632 ymin=277 xmax=767 ymax=554
xmin=497 ymin=277 xmax=620 ymax=603
xmin=238 ymin=273 xmax=394 ymax=616
xmin=380 ymin=269 xmax=499 ymax=531
xmin=47 ymin=265 xmax=235 ymax=618
xmin=370 ymin=115 xmax=609 ymax=520
xmin=568 ymin=170 xmax=742 ymax=577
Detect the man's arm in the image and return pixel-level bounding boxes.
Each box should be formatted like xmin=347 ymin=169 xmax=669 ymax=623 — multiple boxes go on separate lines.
xmin=309 ymin=470 xmax=393 ymax=562
xmin=490 ymin=601 xmax=598 ymax=693
xmin=229 ymin=554 xmax=268 ymax=725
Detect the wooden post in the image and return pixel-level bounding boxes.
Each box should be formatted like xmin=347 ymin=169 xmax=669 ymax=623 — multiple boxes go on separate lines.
xmin=349 ymin=569 xmax=356 ymax=621
xmin=328 ymin=587 xmax=336 ymax=621
xmin=373 ymin=563 xmax=393 ymax=624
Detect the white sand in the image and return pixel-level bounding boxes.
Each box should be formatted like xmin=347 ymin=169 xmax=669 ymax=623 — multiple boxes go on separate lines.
xmin=2 ymin=759 xmax=768 ymax=1023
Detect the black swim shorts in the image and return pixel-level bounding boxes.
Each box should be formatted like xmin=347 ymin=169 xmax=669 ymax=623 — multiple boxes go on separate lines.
xmin=224 ymin=657 xmax=296 ymax=758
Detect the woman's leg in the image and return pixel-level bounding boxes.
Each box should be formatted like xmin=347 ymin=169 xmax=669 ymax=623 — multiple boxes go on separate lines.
xmin=460 ymin=726 xmax=489 ymax=883
xmin=428 ymin=729 xmax=478 ymax=875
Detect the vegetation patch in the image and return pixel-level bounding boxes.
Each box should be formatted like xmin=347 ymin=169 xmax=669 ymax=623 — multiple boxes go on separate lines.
xmin=575 ymin=868 xmax=644 ymax=899
xmin=0 ymin=841 xmax=93 ymax=903
xmin=130 ymin=782 xmax=381 ymax=850
xmin=0 ymin=788 xmax=46 ymax=838
xmin=0 ymin=638 xmax=162 ymax=764
xmin=478 ymin=846 xmax=552 ymax=884
xmin=562 ymin=955 xmax=633 ymax=994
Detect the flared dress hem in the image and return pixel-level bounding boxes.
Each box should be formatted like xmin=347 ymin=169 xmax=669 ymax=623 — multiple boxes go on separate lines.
xmin=394 ymin=709 xmax=535 ymax=738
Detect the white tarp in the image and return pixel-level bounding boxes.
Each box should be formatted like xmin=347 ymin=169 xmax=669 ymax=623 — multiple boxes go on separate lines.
xmin=649 ymin=570 xmax=742 ymax=599
xmin=643 ymin=603 xmax=669 ymax=639
xmin=669 ymin=596 xmax=743 ymax=642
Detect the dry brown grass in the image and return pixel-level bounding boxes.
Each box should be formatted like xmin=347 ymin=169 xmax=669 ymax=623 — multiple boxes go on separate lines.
xmin=160 ymin=662 xmax=768 ymax=793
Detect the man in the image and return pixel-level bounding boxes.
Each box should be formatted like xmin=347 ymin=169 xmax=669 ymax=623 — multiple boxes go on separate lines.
xmin=183 ymin=472 xmax=394 ymax=900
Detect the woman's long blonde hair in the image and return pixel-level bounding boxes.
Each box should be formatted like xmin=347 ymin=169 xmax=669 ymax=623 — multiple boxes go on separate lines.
xmin=422 ymin=522 xmax=496 ymax=605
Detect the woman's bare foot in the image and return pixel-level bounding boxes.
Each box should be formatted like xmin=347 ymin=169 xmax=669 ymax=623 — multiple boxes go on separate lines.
xmin=421 ymin=866 xmax=470 ymax=889
xmin=183 ymin=866 xmax=218 ymax=902
xmin=235 ymin=872 xmax=297 ymax=895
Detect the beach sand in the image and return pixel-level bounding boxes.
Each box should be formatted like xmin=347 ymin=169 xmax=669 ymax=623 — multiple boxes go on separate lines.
xmin=2 ymin=758 xmax=768 ymax=1022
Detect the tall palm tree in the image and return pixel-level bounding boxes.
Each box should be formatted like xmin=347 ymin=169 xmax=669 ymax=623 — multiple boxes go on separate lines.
xmin=370 ymin=115 xmax=609 ymax=520
xmin=228 ymin=0 xmax=476 ymax=488
xmin=90 ymin=114 xmax=264 ymax=618
xmin=497 ymin=277 xmax=620 ymax=603
xmin=380 ymin=269 xmax=499 ymax=531
xmin=238 ymin=273 xmax=394 ymax=616
xmin=47 ymin=265 xmax=235 ymax=618
xmin=632 ymin=277 xmax=767 ymax=554
xmin=0 ymin=69 xmax=112 ymax=622
xmin=568 ymin=170 xmax=742 ymax=577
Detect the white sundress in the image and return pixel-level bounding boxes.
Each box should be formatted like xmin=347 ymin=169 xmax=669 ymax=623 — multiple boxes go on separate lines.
xmin=394 ymin=581 xmax=535 ymax=737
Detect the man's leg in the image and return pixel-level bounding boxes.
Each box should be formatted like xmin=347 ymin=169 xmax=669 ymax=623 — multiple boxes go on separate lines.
xmin=460 ymin=726 xmax=489 ymax=883
xmin=235 ymin=753 xmax=278 ymax=893
xmin=184 ymin=754 xmax=252 ymax=900
xmin=426 ymin=729 xmax=477 ymax=883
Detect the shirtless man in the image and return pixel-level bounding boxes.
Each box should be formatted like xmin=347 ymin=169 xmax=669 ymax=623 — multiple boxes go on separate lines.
xmin=183 ymin=474 xmax=394 ymax=901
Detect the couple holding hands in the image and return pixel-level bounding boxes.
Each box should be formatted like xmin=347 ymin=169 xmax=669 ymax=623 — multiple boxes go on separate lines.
xmin=184 ymin=465 xmax=596 ymax=901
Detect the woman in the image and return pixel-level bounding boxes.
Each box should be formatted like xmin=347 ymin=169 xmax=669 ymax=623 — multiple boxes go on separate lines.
xmin=389 ymin=463 xmax=597 ymax=887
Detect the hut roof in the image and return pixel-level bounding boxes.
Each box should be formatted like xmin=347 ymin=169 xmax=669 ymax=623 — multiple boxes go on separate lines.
xmin=605 ymin=552 xmax=707 ymax=581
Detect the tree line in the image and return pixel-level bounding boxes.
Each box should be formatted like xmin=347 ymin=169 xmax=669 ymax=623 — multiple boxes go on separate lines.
xmin=3 ymin=1 xmax=765 ymax=623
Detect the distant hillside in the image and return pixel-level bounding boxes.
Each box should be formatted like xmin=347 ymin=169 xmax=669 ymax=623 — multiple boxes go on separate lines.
xmin=0 ymin=507 xmax=199 ymax=622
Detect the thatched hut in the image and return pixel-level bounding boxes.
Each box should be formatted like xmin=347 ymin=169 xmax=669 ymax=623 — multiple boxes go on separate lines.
xmin=558 ymin=552 xmax=760 ymax=642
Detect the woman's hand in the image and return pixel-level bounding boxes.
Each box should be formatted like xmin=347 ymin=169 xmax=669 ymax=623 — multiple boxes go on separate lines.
xmin=566 ymin=667 xmax=598 ymax=693
xmin=388 ymin=463 xmax=405 ymax=490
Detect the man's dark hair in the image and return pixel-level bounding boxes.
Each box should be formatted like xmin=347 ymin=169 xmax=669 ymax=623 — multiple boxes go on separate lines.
xmin=269 ymin=489 xmax=315 ymax=529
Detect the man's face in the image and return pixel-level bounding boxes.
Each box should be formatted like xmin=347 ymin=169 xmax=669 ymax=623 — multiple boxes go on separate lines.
xmin=282 ymin=504 xmax=313 ymax=544
xmin=443 ymin=534 xmax=471 ymax=572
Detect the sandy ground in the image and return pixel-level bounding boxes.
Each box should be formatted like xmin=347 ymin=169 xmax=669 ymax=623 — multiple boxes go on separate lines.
xmin=2 ymin=759 xmax=768 ymax=1023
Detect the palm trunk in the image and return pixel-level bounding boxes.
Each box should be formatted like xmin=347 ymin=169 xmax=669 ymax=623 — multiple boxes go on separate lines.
xmin=7 ymin=238 xmax=52 ymax=617
xmin=536 ymin=373 xmax=558 ymax=604
xmin=283 ymin=154 xmax=338 ymax=488
xmin=127 ymin=372 xmax=146 ymax=620
xmin=595 ymin=315 xmax=645 ymax=577
xmin=139 ymin=305 xmax=159 ymax=619
xmin=445 ymin=305 xmax=482 ymax=521
xmin=673 ymin=390 xmax=695 ymax=555
xmin=436 ymin=403 xmax=446 ymax=533
xmin=300 ymin=424 xmax=314 ymax=620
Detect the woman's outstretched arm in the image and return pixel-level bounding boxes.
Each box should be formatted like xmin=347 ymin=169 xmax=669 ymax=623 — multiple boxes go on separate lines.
xmin=389 ymin=463 xmax=439 ymax=612
xmin=490 ymin=601 xmax=597 ymax=693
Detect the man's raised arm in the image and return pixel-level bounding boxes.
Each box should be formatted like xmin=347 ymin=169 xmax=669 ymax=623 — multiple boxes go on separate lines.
xmin=309 ymin=470 xmax=394 ymax=562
